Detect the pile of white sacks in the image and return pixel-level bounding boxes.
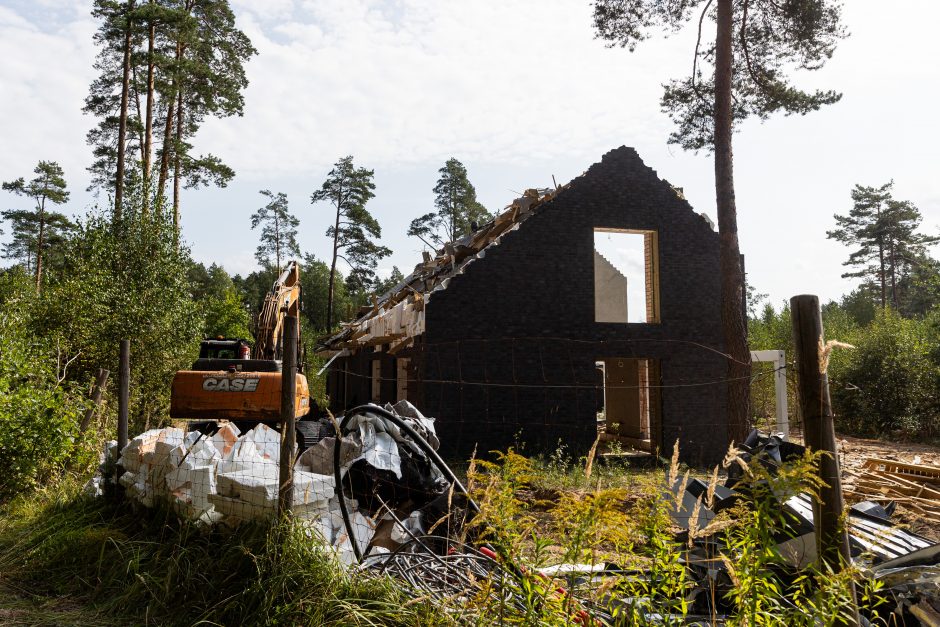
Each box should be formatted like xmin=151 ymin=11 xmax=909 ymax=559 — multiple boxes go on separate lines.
xmin=104 ymin=401 xmax=441 ymax=566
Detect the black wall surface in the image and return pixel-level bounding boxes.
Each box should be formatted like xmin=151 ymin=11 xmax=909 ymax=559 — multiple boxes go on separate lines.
xmin=329 ymin=147 xmax=729 ymax=466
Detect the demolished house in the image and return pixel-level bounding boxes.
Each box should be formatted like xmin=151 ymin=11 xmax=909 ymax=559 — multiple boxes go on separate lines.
xmin=317 ymin=147 xmax=729 ymax=463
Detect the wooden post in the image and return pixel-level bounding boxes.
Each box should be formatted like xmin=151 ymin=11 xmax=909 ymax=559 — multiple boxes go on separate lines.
xmin=118 ymin=340 xmax=130 ymax=453
xmin=278 ymin=315 xmax=298 ymax=517
xmin=80 ymin=369 xmax=110 ymax=433
xmin=790 ymin=295 xmax=859 ymax=625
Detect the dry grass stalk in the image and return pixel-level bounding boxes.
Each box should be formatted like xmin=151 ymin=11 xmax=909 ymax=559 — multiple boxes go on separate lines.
xmin=667 ymin=439 xmax=680 ymax=488
xmin=722 ymin=442 xmax=749 ymax=475
xmin=699 ymin=517 xmax=736 ymax=537
xmin=687 ymin=495 xmax=703 ymax=547
xmin=584 ymin=434 xmax=601 ymax=482
xmin=706 ymin=465 xmax=720 ymax=509
xmin=674 ymin=469 xmax=690 ymax=510
xmin=818 ymin=338 xmax=855 ymax=374
xmin=720 ymin=555 xmax=740 ymax=587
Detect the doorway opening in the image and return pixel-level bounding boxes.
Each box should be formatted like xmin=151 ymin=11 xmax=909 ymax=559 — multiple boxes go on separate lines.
xmin=596 ymin=357 xmax=661 ymax=453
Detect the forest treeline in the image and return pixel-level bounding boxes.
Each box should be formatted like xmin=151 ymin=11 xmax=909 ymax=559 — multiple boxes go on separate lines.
xmin=749 ymin=180 xmax=940 ymax=440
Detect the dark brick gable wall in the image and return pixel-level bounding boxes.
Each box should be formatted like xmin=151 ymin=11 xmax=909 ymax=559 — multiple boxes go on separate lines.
xmin=416 ymin=146 xmax=729 ymax=465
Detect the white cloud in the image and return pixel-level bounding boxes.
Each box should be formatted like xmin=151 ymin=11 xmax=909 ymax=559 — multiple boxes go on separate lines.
xmin=0 ymin=1 xmax=96 ymax=187
xmin=194 ymin=0 xmax=686 ymax=178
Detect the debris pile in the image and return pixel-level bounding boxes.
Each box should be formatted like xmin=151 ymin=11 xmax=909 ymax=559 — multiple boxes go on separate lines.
xmin=103 ymin=401 xmax=467 ymax=566
xmin=844 ymin=457 xmax=940 ymax=525
xmin=328 ymin=402 xmax=474 ymax=564
xmin=319 ymin=187 xmax=561 ymax=355
xmin=667 ymin=430 xmax=940 ymax=624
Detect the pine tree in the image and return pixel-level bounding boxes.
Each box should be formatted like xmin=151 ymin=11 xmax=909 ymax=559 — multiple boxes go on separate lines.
xmin=160 ymin=0 xmax=255 ymax=236
xmin=593 ymin=0 xmax=847 ymax=443
xmin=408 ymin=158 xmax=491 ymax=250
xmin=827 ymin=181 xmax=938 ymax=310
xmin=84 ymin=0 xmax=254 ymax=231
xmin=2 ymin=161 xmax=72 ymax=292
xmin=311 ymin=156 xmax=392 ymax=330
xmin=251 ymin=190 xmax=300 ymax=273
xmin=84 ymin=0 xmax=138 ymax=218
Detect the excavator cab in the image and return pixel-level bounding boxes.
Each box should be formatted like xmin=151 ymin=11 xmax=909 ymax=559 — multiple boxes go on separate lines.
xmin=199 ymin=338 xmax=251 ymax=360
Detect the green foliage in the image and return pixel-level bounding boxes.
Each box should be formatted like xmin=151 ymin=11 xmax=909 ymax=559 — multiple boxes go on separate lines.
xmin=408 ymin=158 xmax=492 ymax=250
xmin=827 ymin=181 xmax=939 ymax=311
xmin=232 ymin=264 xmax=278 ymax=315
xmin=251 ymin=190 xmax=300 ymax=273
xmin=311 ymin=156 xmax=392 ymax=329
xmin=35 ymin=209 xmax=202 ymax=433
xmin=751 ymin=298 xmax=940 ymax=439
xmin=190 ymin=263 xmax=251 ymax=339
xmin=829 ymin=308 xmax=940 ymax=438
xmin=299 ymin=253 xmax=348 ymax=333
xmin=0 ymin=270 xmax=88 ymax=502
xmin=592 ymin=0 xmax=846 ymax=151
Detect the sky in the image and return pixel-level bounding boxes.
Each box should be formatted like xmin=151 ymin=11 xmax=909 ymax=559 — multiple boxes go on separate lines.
xmin=1 ymin=0 xmax=938 ymax=310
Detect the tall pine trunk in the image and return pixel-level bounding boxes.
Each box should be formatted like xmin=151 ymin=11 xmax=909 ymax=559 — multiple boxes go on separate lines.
xmin=156 ymin=98 xmax=174 ymax=211
xmin=327 ymin=202 xmax=341 ymax=331
xmin=35 ymin=198 xmax=45 ymax=293
xmin=275 ymin=213 xmax=281 ymax=273
xmin=114 ymin=0 xmax=135 ymax=223
xmin=877 ymin=216 xmax=887 ymax=309
xmin=132 ymin=64 xmax=145 ymax=160
xmin=889 ymin=240 xmax=899 ymax=309
xmin=714 ymin=0 xmax=751 ymax=445
xmin=173 ymin=87 xmax=183 ymax=243
xmin=142 ymin=5 xmax=156 ymax=218
xmin=157 ymin=40 xmax=182 ymax=209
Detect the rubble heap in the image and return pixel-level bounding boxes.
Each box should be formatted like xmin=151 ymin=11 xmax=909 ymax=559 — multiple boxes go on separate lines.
xmin=100 ymin=401 xmax=460 ymax=566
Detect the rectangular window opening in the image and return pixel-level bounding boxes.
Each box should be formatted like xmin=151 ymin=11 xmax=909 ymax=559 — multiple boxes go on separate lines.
xmin=593 ymin=228 xmax=659 ymax=323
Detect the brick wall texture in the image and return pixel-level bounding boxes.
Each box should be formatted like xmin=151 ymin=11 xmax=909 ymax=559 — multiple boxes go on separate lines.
xmin=329 ymin=146 xmax=729 ymax=466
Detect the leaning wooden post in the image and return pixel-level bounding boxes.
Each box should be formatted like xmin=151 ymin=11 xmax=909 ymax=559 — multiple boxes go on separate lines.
xmin=80 ymin=368 xmax=110 ymax=433
xmin=790 ymin=295 xmax=859 ymax=625
xmin=118 ymin=341 xmax=130 ymax=453
xmin=278 ymin=315 xmax=298 ymax=518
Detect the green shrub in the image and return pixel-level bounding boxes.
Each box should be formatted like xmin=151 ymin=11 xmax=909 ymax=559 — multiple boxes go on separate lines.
xmin=34 ymin=211 xmax=202 ymax=433
xmin=829 ymin=308 xmax=940 ymax=438
xmin=0 ymin=269 xmax=88 ymax=502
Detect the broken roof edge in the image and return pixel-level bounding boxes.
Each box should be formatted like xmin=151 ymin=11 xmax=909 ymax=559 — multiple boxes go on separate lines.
xmin=314 ymin=146 xmax=700 ymax=354
xmin=315 ymin=184 xmax=569 ymax=353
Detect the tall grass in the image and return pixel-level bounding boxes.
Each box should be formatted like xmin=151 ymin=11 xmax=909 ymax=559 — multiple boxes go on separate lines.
xmin=0 ymin=479 xmax=446 ymax=626
xmin=0 ymin=447 xmax=887 ymax=626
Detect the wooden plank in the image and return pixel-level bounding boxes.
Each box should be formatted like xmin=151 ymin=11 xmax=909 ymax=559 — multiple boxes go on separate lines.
xmin=863 ymin=458 xmax=940 ymax=481
xmin=859 ymin=473 xmax=940 ymax=500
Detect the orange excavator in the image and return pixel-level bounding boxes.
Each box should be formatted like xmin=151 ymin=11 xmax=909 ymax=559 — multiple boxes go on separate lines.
xmin=170 ymin=261 xmax=319 ymax=444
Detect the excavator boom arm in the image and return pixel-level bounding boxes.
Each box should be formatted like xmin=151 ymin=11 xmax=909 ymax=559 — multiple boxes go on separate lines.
xmin=253 ymin=261 xmax=301 ymax=361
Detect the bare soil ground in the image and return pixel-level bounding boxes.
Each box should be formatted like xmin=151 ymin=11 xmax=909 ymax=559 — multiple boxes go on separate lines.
xmin=837 ymin=433 xmax=940 ymax=542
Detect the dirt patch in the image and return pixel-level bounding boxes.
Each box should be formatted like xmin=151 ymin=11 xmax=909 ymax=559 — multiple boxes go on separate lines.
xmin=838 ymin=433 xmax=940 ymax=471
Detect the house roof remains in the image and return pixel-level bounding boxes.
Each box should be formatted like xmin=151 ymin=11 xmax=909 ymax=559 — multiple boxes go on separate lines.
xmin=316 ymin=185 xmax=564 ymax=355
